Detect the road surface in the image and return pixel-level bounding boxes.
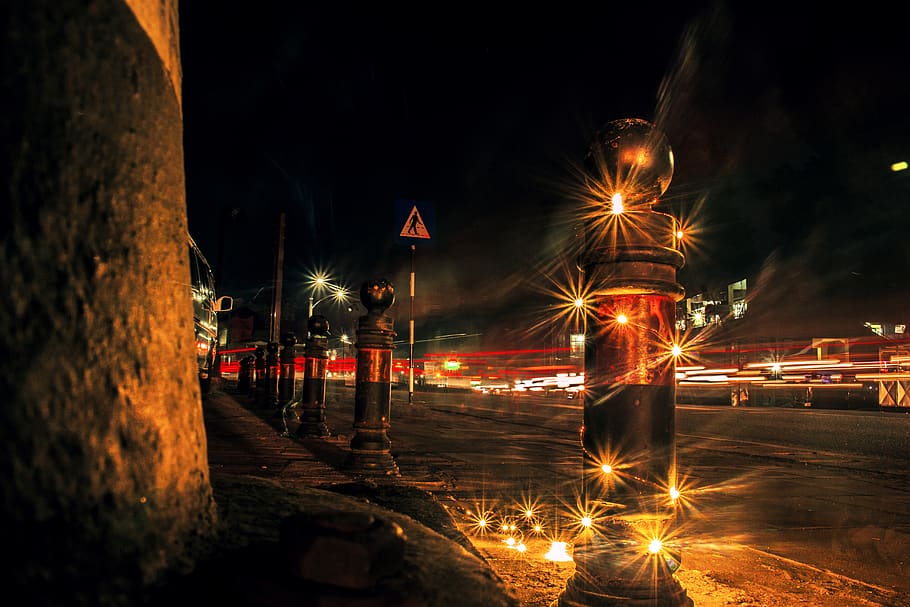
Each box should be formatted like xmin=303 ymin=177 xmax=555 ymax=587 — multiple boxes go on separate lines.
xmin=325 ymin=386 xmax=910 ymax=605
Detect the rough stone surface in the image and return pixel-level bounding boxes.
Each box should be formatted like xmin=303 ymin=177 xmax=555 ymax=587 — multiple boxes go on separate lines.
xmin=123 ymin=0 xmax=182 ymax=103
xmin=280 ymin=511 xmax=407 ymax=589
xmin=0 ymin=2 xmax=215 ymax=604
xmin=154 ymin=477 xmax=520 ymax=607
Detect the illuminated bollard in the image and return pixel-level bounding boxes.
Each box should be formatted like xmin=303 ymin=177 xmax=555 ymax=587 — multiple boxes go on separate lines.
xmin=345 ymin=279 xmax=399 ymax=476
xmin=297 ymin=315 xmax=331 ymax=438
xmin=238 ymin=354 xmax=254 ymax=395
xmin=279 ymin=332 xmax=298 ymax=405
xmin=558 ymin=118 xmax=692 ymax=607
xmin=253 ymin=344 xmax=266 ymax=404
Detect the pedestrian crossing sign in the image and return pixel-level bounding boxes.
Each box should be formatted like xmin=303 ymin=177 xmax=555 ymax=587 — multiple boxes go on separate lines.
xmin=397 ymin=203 xmax=433 ymax=240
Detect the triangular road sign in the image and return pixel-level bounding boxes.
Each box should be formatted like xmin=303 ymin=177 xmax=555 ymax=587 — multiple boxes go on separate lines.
xmin=399 ymin=205 xmax=431 ymax=239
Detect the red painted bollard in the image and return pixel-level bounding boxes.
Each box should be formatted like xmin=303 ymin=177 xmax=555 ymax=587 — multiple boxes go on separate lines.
xmin=345 ymin=279 xmax=399 ymax=476
xmin=279 ymin=332 xmax=298 ymax=406
xmin=297 ymin=315 xmax=331 ymax=437
xmin=252 ymin=344 xmax=266 ymax=404
xmin=557 ymin=118 xmax=692 ymax=607
xmin=238 ymin=354 xmax=254 ymax=395
xmin=265 ymin=341 xmax=280 ymax=408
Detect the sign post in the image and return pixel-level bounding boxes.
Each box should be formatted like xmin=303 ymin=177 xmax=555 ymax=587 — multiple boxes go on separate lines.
xmin=395 ymin=201 xmax=434 ymax=404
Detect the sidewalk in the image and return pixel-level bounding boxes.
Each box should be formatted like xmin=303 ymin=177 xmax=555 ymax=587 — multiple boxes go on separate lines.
xmin=157 ymin=388 xmax=519 ymax=607
xmin=183 ymin=386 xmax=904 ymax=607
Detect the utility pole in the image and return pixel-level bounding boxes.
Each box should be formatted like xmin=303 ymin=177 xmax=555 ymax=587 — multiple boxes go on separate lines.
xmin=269 ymin=212 xmax=285 ymax=344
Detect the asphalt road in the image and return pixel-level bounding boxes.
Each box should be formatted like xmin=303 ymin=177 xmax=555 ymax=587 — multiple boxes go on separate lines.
xmin=675 ymin=405 xmax=910 ymax=597
xmin=349 ymin=386 xmax=910 ymax=603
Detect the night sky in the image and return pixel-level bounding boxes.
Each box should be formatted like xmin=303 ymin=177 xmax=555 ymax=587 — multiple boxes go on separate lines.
xmin=179 ymin=3 xmax=909 ymax=337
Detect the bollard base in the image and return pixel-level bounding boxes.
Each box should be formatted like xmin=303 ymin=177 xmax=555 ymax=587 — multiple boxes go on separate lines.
xmin=297 ymin=405 xmax=330 ymax=437
xmin=555 ymin=583 xmax=692 ymax=607
xmin=345 ymin=450 xmax=400 ymax=477
xmin=554 ymin=520 xmax=692 ymax=607
xmin=296 ymin=421 xmax=331 ymax=438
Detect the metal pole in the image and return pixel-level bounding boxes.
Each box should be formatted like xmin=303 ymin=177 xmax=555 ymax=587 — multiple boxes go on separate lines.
xmin=253 ymin=344 xmax=266 ymax=406
xmin=279 ymin=332 xmax=297 ymax=406
xmin=557 ymin=118 xmax=692 ymax=607
xmin=297 ymin=316 xmax=331 ymax=437
xmin=409 ymin=244 xmax=415 ymax=404
xmin=270 ymin=212 xmax=285 ymax=344
xmin=265 ymin=341 xmax=280 ymax=409
xmin=346 ymin=279 xmax=399 ymax=475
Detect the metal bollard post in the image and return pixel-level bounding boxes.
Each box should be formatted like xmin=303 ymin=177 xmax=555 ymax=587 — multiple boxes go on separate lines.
xmin=557 ymin=119 xmax=692 ymax=607
xmin=253 ymin=344 xmax=266 ymax=404
xmin=345 ymin=279 xmax=399 ymax=476
xmin=238 ymin=354 xmax=254 ymax=395
xmin=296 ymin=315 xmax=331 ymax=437
xmin=265 ymin=341 xmax=280 ymax=408
xmin=279 ymin=332 xmax=298 ymax=406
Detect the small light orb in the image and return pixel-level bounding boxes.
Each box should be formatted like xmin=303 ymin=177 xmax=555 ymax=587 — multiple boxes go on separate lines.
xmin=669 ymin=486 xmax=681 ymax=500
xmin=478 ymin=518 xmax=487 ymax=529
xmin=671 ymin=344 xmax=682 ymax=357
xmin=504 ymin=537 xmax=516 ymax=547
xmin=580 ymin=515 xmax=592 ymax=528
xmin=611 ymin=192 xmax=625 ymax=214
xmin=524 ymin=508 xmax=534 ymax=519
xmin=574 ymin=298 xmax=584 ymax=309
xmin=545 ymin=541 xmax=573 ymax=562
xmin=533 ymin=523 xmax=543 ymax=533
xmin=648 ymin=538 xmax=663 ymax=554
xmin=676 ymin=230 xmax=684 ymax=240
xmin=601 ymin=464 xmax=612 ymax=474
xmin=516 ymin=542 xmax=528 ymax=553
xmin=616 ymin=313 xmax=628 ymax=325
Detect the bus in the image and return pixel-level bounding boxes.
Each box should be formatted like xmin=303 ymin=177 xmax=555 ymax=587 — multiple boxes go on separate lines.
xmin=188 ymin=233 xmax=232 ymax=393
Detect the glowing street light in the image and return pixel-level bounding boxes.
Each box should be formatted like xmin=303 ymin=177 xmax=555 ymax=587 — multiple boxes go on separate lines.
xmin=304 ymin=271 xmax=352 ymax=322
xmin=309 ymin=286 xmax=351 ymax=318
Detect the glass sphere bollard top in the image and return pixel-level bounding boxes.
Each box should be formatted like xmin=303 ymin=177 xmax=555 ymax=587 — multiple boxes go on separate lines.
xmin=308 ymin=314 xmax=330 ymax=339
xmin=360 ymin=279 xmax=395 ymax=316
xmin=585 ymin=117 xmax=674 ymax=212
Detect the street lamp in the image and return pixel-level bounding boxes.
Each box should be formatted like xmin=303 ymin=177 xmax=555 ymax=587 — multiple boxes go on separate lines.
xmin=304 ymin=271 xmax=352 ymax=330
xmin=339 ymin=333 xmax=353 ymax=380
xmin=308 ymin=287 xmax=351 ymax=319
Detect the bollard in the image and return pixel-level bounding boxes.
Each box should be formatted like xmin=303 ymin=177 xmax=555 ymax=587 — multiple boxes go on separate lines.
xmin=238 ymin=354 xmax=254 ymax=395
xmin=557 ymin=119 xmax=692 ymax=607
xmin=345 ymin=279 xmax=399 ymax=476
xmin=296 ymin=315 xmax=331 ymax=437
xmin=265 ymin=341 xmax=280 ymax=408
xmin=253 ymin=344 xmax=267 ymax=404
xmin=279 ymin=332 xmax=298 ymax=406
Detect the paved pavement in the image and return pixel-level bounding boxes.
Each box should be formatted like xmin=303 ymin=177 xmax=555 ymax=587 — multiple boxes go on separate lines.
xmin=194 ymin=383 xmax=907 ymax=607
xmin=161 ymin=386 xmax=519 ymax=607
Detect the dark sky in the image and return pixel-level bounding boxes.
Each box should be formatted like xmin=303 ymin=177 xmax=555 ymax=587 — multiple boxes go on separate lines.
xmin=179 ymin=3 xmax=909 ymax=333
